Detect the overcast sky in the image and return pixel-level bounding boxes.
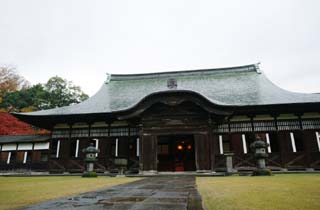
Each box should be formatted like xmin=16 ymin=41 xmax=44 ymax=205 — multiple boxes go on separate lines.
xmin=0 ymin=0 xmax=319 ymax=96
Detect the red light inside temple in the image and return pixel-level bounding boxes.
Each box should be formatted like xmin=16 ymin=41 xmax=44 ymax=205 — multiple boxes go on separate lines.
xmin=187 ymin=145 xmax=192 ymax=150
xmin=177 ymin=145 xmax=183 ymax=150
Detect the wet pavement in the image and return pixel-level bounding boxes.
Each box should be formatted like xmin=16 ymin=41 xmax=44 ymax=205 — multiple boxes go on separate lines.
xmin=20 ymin=176 xmax=204 ymax=210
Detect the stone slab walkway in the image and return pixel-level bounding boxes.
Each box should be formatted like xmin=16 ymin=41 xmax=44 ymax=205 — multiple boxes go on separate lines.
xmin=20 ymin=176 xmax=204 ymax=210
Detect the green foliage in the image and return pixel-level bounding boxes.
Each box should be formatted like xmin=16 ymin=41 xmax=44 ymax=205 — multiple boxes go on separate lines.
xmin=197 ymin=174 xmax=320 ymax=210
xmin=252 ymin=169 xmax=272 ymax=176
xmin=43 ymin=76 xmax=88 ymax=109
xmin=1 ymin=84 xmax=47 ymax=112
xmin=0 ymin=75 xmax=89 ymax=112
xmin=0 ymin=177 xmax=141 ymax=210
xmin=82 ymin=171 xmax=98 ymax=178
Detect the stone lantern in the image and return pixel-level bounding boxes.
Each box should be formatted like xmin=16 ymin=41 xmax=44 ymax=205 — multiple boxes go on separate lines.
xmin=82 ymin=143 xmax=100 ymax=177
xmin=114 ymin=158 xmax=128 ymax=176
xmin=250 ymin=136 xmax=272 ymax=176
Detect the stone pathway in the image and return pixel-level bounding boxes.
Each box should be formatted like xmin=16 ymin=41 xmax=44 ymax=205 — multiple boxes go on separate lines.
xmin=20 ymin=176 xmax=204 ymax=210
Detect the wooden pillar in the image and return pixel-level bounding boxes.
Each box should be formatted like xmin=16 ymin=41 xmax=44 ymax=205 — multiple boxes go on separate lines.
xmin=302 ymin=130 xmax=314 ymax=169
xmin=278 ymin=131 xmax=288 ymax=169
xmin=140 ymin=135 xmax=157 ymax=173
xmin=209 ymin=131 xmax=217 ymax=171
xmin=138 ymin=134 xmax=143 ymax=171
xmin=194 ymin=133 xmax=211 ymax=171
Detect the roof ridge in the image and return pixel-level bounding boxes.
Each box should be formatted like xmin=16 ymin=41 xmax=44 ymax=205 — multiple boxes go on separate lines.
xmin=107 ymin=64 xmax=259 ymax=82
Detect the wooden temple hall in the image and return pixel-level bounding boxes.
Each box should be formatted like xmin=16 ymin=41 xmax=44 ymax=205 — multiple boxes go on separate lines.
xmin=2 ymin=64 xmax=320 ymax=173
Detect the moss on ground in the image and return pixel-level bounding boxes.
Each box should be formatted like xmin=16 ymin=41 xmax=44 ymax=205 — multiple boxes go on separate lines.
xmin=197 ymin=174 xmax=320 ymax=210
xmin=0 ymin=176 xmax=141 ymax=210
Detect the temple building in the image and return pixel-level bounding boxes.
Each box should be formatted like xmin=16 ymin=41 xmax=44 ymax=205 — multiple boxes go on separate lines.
xmin=1 ymin=64 xmax=320 ymax=173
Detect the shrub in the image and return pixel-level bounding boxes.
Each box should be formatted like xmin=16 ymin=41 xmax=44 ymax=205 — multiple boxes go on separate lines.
xmin=252 ymin=169 xmax=272 ymax=176
xmin=82 ymin=171 xmax=97 ymax=178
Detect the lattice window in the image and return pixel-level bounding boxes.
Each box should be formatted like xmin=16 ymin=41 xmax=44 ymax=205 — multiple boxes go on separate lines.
xmin=277 ymin=120 xmax=300 ymax=131
xmin=158 ymin=144 xmax=169 ymax=155
xmin=110 ymin=127 xmax=129 ymax=136
xmin=129 ymin=127 xmax=139 ymax=136
xmin=90 ymin=127 xmax=109 ymax=137
xmin=230 ymin=121 xmax=252 ymax=132
xmin=52 ymin=129 xmax=69 ymax=138
xmin=71 ymin=128 xmax=89 ymax=137
xmin=213 ymin=123 xmax=229 ymax=133
xmin=301 ymin=119 xmax=320 ymax=130
xmin=253 ymin=121 xmax=276 ymax=132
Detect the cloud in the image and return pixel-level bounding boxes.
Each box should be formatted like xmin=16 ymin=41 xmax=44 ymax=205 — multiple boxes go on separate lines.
xmin=0 ymin=0 xmax=319 ymax=95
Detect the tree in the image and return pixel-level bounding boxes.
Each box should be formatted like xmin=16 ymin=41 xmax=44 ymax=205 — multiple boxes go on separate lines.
xmin=0 ymin=70 xmax=88 ymax=135
xmin=0 ymin=66 xmax=29 ymax=91
xmin=0 ymin=66 xmax=29 ymax=104
xmin=1 ymin=84 xmax=48 ymax=112
xmin=0 ymin=112 xmax=48 ymax=135
xmin=0 ymin=73 xmax=89 ymax=112
xmin=43 ymin=76 xmax=89 ymax=109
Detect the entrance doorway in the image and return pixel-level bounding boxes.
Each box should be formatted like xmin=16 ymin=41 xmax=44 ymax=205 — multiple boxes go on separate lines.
xmin=157 ymin=135 xmax=196 ymax=171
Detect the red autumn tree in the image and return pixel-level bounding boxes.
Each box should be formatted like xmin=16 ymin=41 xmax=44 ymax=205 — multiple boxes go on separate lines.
xmin=0 ymin=112 xmax=48 ymax=135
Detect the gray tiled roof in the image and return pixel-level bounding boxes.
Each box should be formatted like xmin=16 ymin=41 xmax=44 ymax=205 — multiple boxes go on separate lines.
xmin=16 ymin=64 xmax=320 ymax=116
xmin=0 ymin=134 xmax=50 ymax=143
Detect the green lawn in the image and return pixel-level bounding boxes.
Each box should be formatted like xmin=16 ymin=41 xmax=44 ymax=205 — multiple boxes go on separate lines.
xmin=0 ymin=176 xmax=141 ymax=210
xmin=197 ymin=174 xmax=320 ymax=210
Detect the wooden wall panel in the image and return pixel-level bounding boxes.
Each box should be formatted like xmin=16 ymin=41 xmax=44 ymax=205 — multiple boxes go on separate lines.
xmin=230 ymin=134 xmax=243 ymax=156
xmin=16 ymin=151 xmax=25 ymax=162
xmin=104 ymin=138 xmax=115 ymax=170
xmin=301 ymin=130 xmax=318 ymax=168
xmin=141 ymin=135 xmax=157 ymax=171
xmin=194 ymin=134 xmax=211 ymax=170
xmin=302 ymin=130 xmax=318 ymax=152
xmin=78 ymin=138 xmax=88 ymax=159
xmin=277 ymin=131 xmax=290 ymax=167
xmin=59 ymin=139 xmax=70 ymax=160
xmin=0 ymin=152 xmax=9 ymax=162
xmin=210 ymin=134 xmax=218 ymax=170
xmin=32 ymin=151 xmax=41 ymax=162
xmin=97 ymin=138 xmax=107 ymax=159
xmin=118 ymin=137 xmax=129 ymax=158
xmin=105 ymin=138 xmax=115 ymax=158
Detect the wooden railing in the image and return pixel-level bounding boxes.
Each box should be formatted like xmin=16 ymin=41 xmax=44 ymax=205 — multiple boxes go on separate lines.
xmin=284 ymin=152 xmax=306 ymax=169
xmin=214 ymin=152 xmax=283 ymax=171
xmin=310 ymin=152 xmax=320 ymax=169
